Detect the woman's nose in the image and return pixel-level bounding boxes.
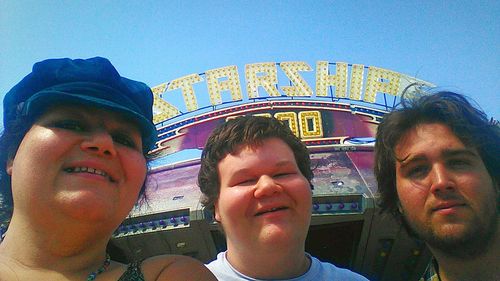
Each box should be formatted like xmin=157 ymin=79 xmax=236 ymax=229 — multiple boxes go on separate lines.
xmin=81 ymin=130 xmax=117 ymax=157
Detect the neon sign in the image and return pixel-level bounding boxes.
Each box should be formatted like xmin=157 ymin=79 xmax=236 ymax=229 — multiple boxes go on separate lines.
xmin=151 ymin=61 xmax=433 ymax=123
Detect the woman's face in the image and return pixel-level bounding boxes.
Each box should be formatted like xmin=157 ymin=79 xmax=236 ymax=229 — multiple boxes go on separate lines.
xmin=7 ymin=104 xmax=147 ymax=230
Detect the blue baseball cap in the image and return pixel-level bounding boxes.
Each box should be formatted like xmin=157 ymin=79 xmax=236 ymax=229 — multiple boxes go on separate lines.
xmin=3 ymin=57 xmax=157 ymax=151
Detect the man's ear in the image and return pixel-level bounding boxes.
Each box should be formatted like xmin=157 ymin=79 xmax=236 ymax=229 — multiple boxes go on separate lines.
xmin=6 ymin=159 xmax=13 ymax=176
xmin=397 ymin=201 xmax=403 ymax=214
xmin=214 ymin=202 xmax=221 ymax=223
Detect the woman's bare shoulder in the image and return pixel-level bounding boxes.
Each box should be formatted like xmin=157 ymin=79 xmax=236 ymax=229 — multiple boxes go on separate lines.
xmin=141 ymin=255 xmax=216 ymax=281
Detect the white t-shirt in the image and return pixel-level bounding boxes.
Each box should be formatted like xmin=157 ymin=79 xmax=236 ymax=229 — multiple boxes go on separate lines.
xmin=206 ymin=251 xmax=370 ymax=281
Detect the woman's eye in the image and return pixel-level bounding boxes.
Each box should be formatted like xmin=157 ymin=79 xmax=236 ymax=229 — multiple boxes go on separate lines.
xmin=448 ymin=159 xmax=471 ymax=169
xmin=52 ymin=120 xmax=85 ymax=131
xmin=112 ymin=134 xmax=138 ymax=149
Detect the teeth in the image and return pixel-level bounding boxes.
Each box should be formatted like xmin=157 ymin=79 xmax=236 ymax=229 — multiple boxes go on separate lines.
xmin=65 ymin=166 xmax=110 ymax=179
xmin=257 ymin=207 xmax=285 ymax=216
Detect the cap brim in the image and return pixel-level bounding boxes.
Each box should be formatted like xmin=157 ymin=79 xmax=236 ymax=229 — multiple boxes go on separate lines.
xmin=23 ymin=92 xmax=157 ymax=151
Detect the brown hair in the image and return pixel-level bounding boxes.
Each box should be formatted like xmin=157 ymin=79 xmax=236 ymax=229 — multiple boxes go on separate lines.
xmin=374 ymin=91 xmax=500 ymax=224
xmin=197 ymin=115 xmax=313 ymax=214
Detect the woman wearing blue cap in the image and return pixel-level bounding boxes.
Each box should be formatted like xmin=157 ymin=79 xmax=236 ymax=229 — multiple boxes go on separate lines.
xmin=0 ymin=57 xmax=216 ymax=280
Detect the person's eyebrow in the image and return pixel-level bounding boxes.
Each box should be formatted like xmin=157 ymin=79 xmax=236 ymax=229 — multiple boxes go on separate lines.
xmin=396 ymin=154 xmax=426 ymax=168
xmin=275 ymin=160 xmax=296 ymax=168
xmin=229 ymin=168 xmax=251 ymax=178
xmin=396 ymin=148 xmax=479 ymax=169
xmin=442 ymin=148 xmax=479 ymax=159
xmin=225 ymin=160 xmax=296 ymax=178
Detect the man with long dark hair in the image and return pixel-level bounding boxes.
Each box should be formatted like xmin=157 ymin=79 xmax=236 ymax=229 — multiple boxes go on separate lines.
xmin=374 ymin=91 xmax=499 ymax=281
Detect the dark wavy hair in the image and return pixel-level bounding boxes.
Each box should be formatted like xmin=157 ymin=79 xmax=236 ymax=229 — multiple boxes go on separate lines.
xmin=374 ymin=90 xmax=500 ymax=224
xmin=0 ymin=107 xmax=30 ymax=227
xmin=198 ymin=115 xmax=314 ymax=214
xmin=0 ymin=106 xmax=154 ymax=227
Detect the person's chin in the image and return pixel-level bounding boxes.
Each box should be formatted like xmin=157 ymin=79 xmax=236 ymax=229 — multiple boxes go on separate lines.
xmin=425 ymin=222 xmax=493 ymax=258
xmin=56 ymin=194 xmax=121 ymax=223
xmin=257 ymin=225 xmax=302 ymax=245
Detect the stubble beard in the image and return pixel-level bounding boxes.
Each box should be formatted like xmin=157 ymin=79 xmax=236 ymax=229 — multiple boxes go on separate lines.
xmin=401 ymin=209 xmax=498 ymax=259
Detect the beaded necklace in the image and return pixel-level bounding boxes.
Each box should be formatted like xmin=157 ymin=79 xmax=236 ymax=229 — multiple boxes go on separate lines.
xmin=86 ymin=253 xmax=111 ymax=281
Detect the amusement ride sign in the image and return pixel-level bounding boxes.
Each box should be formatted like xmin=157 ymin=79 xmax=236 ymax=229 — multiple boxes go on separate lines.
xmin=149 ymin=61 xmax=433 ymax=155
xmin=151 ymin=61 xmax=433 ymax=122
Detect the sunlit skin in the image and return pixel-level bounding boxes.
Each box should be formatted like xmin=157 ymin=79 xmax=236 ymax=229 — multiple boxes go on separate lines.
xmin=215 ymin=137 xmax=312 ymax=279
xmin=7 ymin=105 xmax=147 ymax=229
xmin=395 ymin=123 xmax=499 ymax=280
xmin=0 ymin=104 xmax=217 ymax=280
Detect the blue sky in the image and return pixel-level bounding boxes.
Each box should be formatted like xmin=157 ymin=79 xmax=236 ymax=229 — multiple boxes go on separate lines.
xmin=1 ymin=0 xmax=499 ymax=129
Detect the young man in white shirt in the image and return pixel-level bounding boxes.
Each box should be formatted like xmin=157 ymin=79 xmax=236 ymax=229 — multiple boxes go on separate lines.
xmin=198 ymin=116 xmax=369 ymax=281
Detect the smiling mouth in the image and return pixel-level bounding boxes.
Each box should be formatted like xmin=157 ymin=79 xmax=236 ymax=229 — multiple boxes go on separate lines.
xmin=432 ymin=204 xmax=465 ymax=212
xmin=255 ymin=207 xmax=288 ymax=216
xmin=64 ymin=167 xmax=115 ymax=182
